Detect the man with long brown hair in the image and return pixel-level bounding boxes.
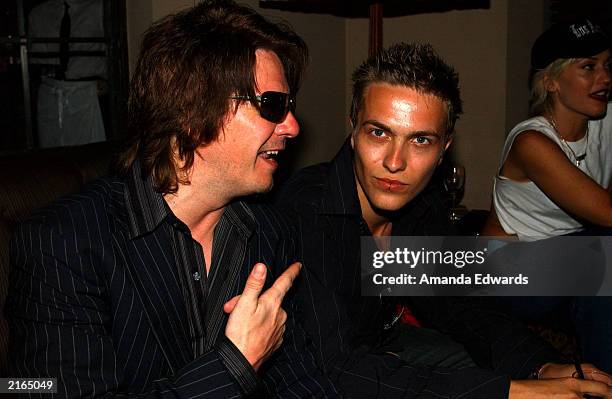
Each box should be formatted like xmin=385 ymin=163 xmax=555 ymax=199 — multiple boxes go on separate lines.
xmin=7 ymin=1 xmax=339 ymax=397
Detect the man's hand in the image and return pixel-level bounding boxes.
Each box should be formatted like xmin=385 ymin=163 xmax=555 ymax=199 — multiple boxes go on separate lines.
xmin=509 ymin=363 xmax=612 ymax=398
xmin=539 ymin=363 xmax=612 ymax=385
xmin=223 ymin=262 xmax=302 ymax=371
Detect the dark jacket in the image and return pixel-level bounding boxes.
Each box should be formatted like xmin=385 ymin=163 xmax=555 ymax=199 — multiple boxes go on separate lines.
xmin=276 ymin=141 xmax=564 ymax=398
xmin=7 ymin=163 xmax=340 ymax=398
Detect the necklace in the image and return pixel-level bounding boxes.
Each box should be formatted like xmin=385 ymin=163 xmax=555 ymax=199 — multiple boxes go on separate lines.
xmin=548 ymin=117 xmax=588 ymax=167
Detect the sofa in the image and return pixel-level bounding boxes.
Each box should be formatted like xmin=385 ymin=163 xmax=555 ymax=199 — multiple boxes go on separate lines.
xmin=0 ymin=140 xmax=117 ymax=376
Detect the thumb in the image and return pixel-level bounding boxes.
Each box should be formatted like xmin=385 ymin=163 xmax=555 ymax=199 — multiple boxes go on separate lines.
xmin=240 ymin=263 xmax=267 ymax=301
xmin=223 ymin=295 xmax=241 ymax=314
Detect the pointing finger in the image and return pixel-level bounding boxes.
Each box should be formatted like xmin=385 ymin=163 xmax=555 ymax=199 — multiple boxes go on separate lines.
xmin=267 ymin=262 xmax=302 ymax=301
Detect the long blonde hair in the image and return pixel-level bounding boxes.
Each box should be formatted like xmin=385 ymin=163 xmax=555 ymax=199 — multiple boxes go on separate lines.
xmin=529 ymin=58 xmax=577 ymax=117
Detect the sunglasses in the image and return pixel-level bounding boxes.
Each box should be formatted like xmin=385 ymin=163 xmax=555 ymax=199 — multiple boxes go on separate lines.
xmin=232 ymin=91 xmax=296 ymax=123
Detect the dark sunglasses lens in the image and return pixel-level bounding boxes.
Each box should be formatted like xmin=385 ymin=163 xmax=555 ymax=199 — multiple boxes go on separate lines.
xmin=259 ymin=92 xmax=292 ymax=123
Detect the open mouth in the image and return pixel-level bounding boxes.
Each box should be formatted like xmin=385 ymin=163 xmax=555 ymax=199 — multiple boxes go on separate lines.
xmin=259 ymin=150 xmax=280 ymax=160
xmin=589 ymin=89 xmax=609 ymax=102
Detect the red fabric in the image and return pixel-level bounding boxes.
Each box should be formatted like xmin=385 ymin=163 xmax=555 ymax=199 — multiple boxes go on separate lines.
xmin=398 ymin=304 xmax=422 ymax=327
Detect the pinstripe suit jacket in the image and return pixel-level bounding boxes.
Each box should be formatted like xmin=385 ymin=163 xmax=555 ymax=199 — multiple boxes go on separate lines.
xmin=7 ymin=164 xmax=340 ymax=398
xmin=276 ymin=141 xmax=565 ymax=398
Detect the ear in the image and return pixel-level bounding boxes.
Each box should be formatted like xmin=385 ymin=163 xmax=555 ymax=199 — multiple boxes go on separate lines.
xmin=543 ymin=74 xmax=559 ymax=93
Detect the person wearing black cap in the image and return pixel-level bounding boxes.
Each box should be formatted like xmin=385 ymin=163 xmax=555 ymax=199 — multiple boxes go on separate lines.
xmin=483 ymin=18 xmax=612 ymax=374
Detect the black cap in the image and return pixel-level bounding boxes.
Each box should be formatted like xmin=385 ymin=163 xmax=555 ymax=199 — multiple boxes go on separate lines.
xmin=531 ymin=19 xmax=610 ymax=70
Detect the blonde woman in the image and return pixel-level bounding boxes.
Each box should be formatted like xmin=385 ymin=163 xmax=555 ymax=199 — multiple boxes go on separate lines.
xmin=483 ymin=19 xmax=612 ymax=373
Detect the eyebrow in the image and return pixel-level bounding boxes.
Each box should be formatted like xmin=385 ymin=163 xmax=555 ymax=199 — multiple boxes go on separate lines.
xmin=362 ymin=119 xmax=443 ymax=138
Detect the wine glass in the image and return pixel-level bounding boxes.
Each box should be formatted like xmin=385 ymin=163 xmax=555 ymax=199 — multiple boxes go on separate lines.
xmin=444 ymin=165 xmax=465 ymax=222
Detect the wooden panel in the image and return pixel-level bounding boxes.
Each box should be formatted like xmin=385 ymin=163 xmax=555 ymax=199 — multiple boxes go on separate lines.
xmin=368 ymin=2 xmax=382 ymax=56
xmin=259 ymin=0 xmax=489 ymax=18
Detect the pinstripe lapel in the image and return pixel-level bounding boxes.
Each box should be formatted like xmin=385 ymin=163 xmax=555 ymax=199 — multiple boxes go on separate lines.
xmin=204 ymin=228 xmax=246 ymax=349
xmin=125 ymin=233 xmax=192 ymax=373
xmin=121 ymin=162 xmax=192 ymax=372
xmin=204 ymin=202 xmax=254 ymax=349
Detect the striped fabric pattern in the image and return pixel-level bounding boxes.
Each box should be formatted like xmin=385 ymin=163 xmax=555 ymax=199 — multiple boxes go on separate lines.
xmin=6 ymin=163 xmax=340 ymax=398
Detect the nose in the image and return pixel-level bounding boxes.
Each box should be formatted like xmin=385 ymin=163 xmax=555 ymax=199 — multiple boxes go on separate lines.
xmin=599 ymin=64 xmax=611 ymax=85
xmin=275 ymin=110 xmax=300 ymax=139
xmin=382 ymin=142 xmax=407 ymax=173
xmin=603 ymin=69 xmax=612 ymax=85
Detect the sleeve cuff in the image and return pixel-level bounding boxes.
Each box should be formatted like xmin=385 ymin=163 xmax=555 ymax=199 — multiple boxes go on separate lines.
xmin=216 ymin=336 xmax=263 ymax=397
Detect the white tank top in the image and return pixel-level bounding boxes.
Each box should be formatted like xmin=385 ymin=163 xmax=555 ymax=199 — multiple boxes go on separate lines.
xmin=493 ymin=104 xmax=612 ymax=241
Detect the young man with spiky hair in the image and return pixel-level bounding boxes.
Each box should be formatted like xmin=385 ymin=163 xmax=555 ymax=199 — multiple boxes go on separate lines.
xmin=277 ymin=43 xmax=612 ymax=398
xmin=7 ymin=1 xmax=340 ymax=397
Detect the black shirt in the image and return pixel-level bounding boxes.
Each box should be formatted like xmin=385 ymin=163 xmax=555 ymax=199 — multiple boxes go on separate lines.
xmin=276 ymin=140 xmax=564 ymax=398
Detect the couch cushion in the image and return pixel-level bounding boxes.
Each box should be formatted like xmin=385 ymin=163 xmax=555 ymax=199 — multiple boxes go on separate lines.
xmin=0 ymin=140 xmax=117 ymax=377
xmin=0 ymin=141 xmax=116 ymax=224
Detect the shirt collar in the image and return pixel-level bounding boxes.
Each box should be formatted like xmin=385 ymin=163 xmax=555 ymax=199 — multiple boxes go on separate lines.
xmin=124 ymin=159 xmax=258 ymax=240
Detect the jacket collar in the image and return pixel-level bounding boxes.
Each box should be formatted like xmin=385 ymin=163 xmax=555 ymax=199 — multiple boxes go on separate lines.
xmin=124 ymin=160 xmax=169 ymax=239
xmin=323 ymin=139 xmax=363 ymax=217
